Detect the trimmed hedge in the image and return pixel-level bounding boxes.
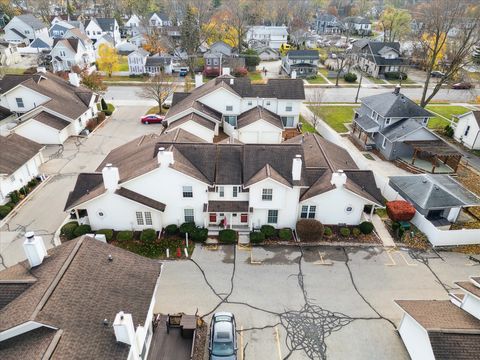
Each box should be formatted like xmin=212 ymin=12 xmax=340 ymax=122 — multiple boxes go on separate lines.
xmin=384 ymin=71 xmax=407 ymax=80
xmin=165 ymin=224 xmax=178 ymax=236
xmin=444 ymin=125 xmax=454 ymax=137
xmin=190 ymin=227 xmax=208 ymax=243
xmin=340 ymin=227 xmax=350 ymax=237
xmin=104 ymin=103 xmax=115 ymax=116
xmin=61 ymin=221 xmax=79 ymax=240
xmin=324 ymin=226 xmax=333 ymax=237
xmin=344 ymin=72 xmax=357 ymax=83
xmin=352 ymin=228 xmax=361 ymax=237
xmin=219 ymin=229 xmax=237 ymax=244
xmin=359 ymin=221 xmax=374 ymax=235
xmin=0 ymin=205 xmax=12 ymax=219
xmin=179 ymin=222 xmax=196 ymax=235
xmin=386 ymin=201 xmax=416 ymax=222
xmin=117 ymin=231 xmax=133 ymax=242
xmin=296 ymin=219 xmax=324 ymax=242
xmin=96 ymin=229 xmax=114 ymax=241
xmin=9 ymin=191 xmax=20 ymax=204
xmin=140 ymin=228 xmax=157 ymax=243
xmin=73 ymin=224 xmax=91 ymax=238
xmin=260 ymin=225 xmax=276 ymax=239
xmin=250 ymin=231 xmax=265 ymax=244
xmin=279 ymin=228 xmax=292 ymax=241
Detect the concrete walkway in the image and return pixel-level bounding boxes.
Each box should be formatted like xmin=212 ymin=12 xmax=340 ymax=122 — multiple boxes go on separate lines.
xmin=372 ymin=215 xmax=395 ymax=247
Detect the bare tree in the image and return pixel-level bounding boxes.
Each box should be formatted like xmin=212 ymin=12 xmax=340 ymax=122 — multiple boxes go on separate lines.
xmin=414 ymin=0 xmax=480 ymax=107
xmin=306 ymin=88 xmax=325 ymax=129
xmin=138 ymin=72 xmax=177 ymax=114
xmin=326 ymin=48 xmax=352 ymax=86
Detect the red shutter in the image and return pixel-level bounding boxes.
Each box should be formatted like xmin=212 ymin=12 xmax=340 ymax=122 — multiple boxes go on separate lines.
xmin=240 ymin=214 xmax=248 ymax=223
xmin=209 ymin=213 xmax=217 ymax=223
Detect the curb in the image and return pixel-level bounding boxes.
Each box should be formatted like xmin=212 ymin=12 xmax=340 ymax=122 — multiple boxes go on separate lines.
xmin=0 ymin=176 xmax=52 ymax=228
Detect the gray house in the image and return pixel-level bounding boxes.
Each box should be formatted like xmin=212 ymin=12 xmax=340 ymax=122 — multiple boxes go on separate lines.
xmin=352 ymin=41 xmax=406 ymax=78
xmin=389 ymin=174 xmax=480 ymax=225
xmin=314 ymin=13 xmax=343 ymax=34
xmin=351 ymin=87 xmax=462 ymax=173
xmin=282 ymin=50 xmax=320 ymax=78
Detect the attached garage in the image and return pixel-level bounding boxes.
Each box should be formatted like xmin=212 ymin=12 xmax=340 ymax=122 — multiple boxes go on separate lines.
xmin=14 ymin=111 xmax=72 ymax=145
xmin=237 ymin=107 xmax=284 ymax=144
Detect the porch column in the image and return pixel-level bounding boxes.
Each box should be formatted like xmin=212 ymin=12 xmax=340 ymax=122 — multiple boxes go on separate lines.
xmin=352 ymin=121 xmax=357 ymax=135
xmin=370 ymin=204 xmax=375 ymax=220
xmin=411 ymin=149 xmax=418 ymax=165
xmin=364 ymin=132 xmax=368 ymax=145
xmin=431 ymin=156 xmax=437 ymax=173
xmin=229 ymin=213 xmax=233 ymax=230
xmin=74 ymin=208 xmax=80 ymax=221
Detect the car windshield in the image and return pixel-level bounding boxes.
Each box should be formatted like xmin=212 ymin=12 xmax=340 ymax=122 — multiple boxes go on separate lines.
xmin=212 ymin=340 xmax=234 ymax=356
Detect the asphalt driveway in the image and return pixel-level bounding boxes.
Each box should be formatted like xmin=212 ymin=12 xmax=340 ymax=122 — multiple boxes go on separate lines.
xmin=155 ymin=244 xmax=478 ymax=360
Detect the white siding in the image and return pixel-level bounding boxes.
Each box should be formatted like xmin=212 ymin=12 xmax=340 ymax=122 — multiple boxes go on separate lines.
xmin=398 ymin=314 xmax=435 ymax=360
xmin=454 ymin=115 xmax=480 ymax=150
xmin=238 ymin=119 xmax=283 ymax=144
xmin=2 ymin=86 xmax=50 ymax=113
xmin=199 ymin=88 xmax=242 ymax=115
xmin=168 ymin=121 xmax=215 ymax=143
xmin=461 ymin=294 xmax=480 ymax=319
xmin=14 ymin=119 xmax=69 ymax=145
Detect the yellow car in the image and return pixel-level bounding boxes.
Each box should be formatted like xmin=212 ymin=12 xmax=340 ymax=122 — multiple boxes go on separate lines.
xmin=279 ymin=43 xmax=292 ymax=56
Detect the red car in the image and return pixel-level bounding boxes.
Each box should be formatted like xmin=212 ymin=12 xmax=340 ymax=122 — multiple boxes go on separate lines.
xmin=140 ymin=114 xmax=165 ymax=124
xmin=451 ymin=82 xmax=473 ymax=90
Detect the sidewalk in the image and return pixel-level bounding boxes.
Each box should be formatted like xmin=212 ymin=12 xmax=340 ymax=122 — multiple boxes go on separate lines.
xmin=372 ymin=215 xmax=395 ymax=247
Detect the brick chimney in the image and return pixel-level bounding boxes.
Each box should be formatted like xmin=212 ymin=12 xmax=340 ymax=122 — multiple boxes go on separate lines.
xmin=23 ymin=231 xmax=47 ymax=268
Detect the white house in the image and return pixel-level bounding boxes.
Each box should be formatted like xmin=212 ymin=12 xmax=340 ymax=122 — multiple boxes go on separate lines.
xmin=453 ymin=111 xmax=480 ymax=149
xmin=246 ymin=26 xmax=288 ymax=50
xmin=149 ymin=12 xmax=172 ymax=27
xmin=49 ymin=20 xmax=75 ymax=39
xmin=0 ymin=234 xmax=161 ymax=360
xmin=85 ymin=17 xmax=120 ymax=46
xmin=396 ymin=276 xmax=480 ymax=360
xmin=0 ymin=70 xmax=99 ymax=145
xmin=125 ymin=13 xmax=141 ymax=35
xmin=164 ymin=74 xmax=305 ymax=143
xmin=64 ymin=130 xmax=383 ymax=233
xmin=343 ymin=16 xmax=372 ymax=36
xmin=50 ymin=35 xmax=95 ymax=72
xmin=0 ymin=41 xmax=21 ymax=66
xmin=0 ymin=133 xmax=44 ymax=204
xmin=145 ymin=55 xmax=173 ymax=75
xmin=128 ymin=48 xmax=149 ymax=74
xmin=3 ymin=14 xmax=49 ymax=45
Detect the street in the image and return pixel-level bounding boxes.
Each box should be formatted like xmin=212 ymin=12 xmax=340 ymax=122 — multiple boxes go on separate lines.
xmin=0 ymin=105 xmax=158 ymax=268
xmin=155 ymin=244 xmax=478 ymax=360
xmin=105 ymin=85 xmax=480 ymax=104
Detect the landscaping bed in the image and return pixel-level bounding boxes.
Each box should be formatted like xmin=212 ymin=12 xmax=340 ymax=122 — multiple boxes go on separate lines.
xmin=320 ymin=225 xmax=380 ymax=244
xmin=191 ymin=321 xmax=208 ymax=360
xmin=383 ymin=219 xmax=429 ymax=250
xmin=0 ymin=177 xmax=44 ymax=220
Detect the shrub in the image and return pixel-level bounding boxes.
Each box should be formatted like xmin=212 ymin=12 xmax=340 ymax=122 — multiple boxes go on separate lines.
xmin=250 ymin=231 xmax=265 ymax=244
xmin=190 ymin=227 xmax=208 ymax=243
xmin=117 ymin=230 xmax=133 ymax=242
xmin=0 ymin=205 xmax=12 ymax=219
xmin=444 ymin=125 xmax=454 ymax=138
xmin=232 ymin=67 xmax=248 ymax=77
xmin=386 ymin=201 xmax=416 ymax=222
xmin=179 ymin=222 xmax=196 ymax=235
xmin=279 ymin=228 xmax=292 ymax=241
xmin=19 ymin=187 xmax=29 ymax=196
xmin=324 ymin=226 xmax=333 ymax=237
xmin=219 ymin=229 xmax=237 ymax=244
xmin=101 ymin=98 xmax=108 ymax=110
xmin=9 ymin=190 xmax=20 ymax=204
xmin=104 ymin=103 xmax=115 ymax=116
xmin=95 ymin=229 xmax=114 ymax=241
xmin=340 ymin=227 xmax=351 ymax=237
xmin=352 ymin=228 xmax=361 ymax=237
xmin=384 ymin=71 xmax=407 ymax=80
xmin=140 ymin=228 xmax=157 ymax=243
xmin=359 ymin=221 xmax=374 ymax=235
xmin=164 ymin=224 xmax=178 ymax=236
xmin=260 ymin=225 xmax=276 ymax=239
xmin=307 ymin=75 xmax=317 ymax=80
xmin=61 ymin=221 xmax=79 ymax=240
xmin=28 ymin=178 xmax=38 ymax=188
xmin=296 ymin=219 xmax=324 ymax=242
xmin=344 ymin=72 xmax=357 ymax=83
xmin=73 ymin=224 xmax=91 ymax=238
xmin=242 ymin=49 xmax=260 ymax=68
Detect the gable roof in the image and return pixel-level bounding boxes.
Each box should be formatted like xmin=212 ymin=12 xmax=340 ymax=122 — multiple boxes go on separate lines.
xmin=237 ymin=106 xmax=283 ymax=130
xmin=381 ymin=118 xmax=425 ymax=141
xmin=16 ymin=14 xmax=46 ymax=30
xmin=287 ymin=50 xmax=320 ymax=60
xmin=389 ymin=174 xmax=480 ymax=210
xmin=0 ymin=134 xmax=43 ymax=175
xmin=0 ymin=237 xmax=160 ymax=359
xmin=32 ymin=111 xmax=71 ymax=130
xmin=145 ymin=55 xmax=171 ymax=67
xmin=361 ymin=90 xmax=432 ymax=118
xmin=86 ymin=18 xmax=116 ymax=32
xmin=30 ymin=37 xmax=51 ymax=49
xmin=168 ymin=112 xmax=216 ymax=131
xmin=53 ymin=38 xmax=80 ymax=52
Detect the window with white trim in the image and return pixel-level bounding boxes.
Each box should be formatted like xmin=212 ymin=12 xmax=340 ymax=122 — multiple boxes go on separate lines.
xmin=382 ymin=136 xmax=387 ymax=149
xmin=267 ymin=210 xmax=278 ymax=224
xmin=262 ymin=188 xmax=273 ymax=201
xmin=300 ymin=205 xmax=316 ymax=219
xmin=144 ymin=212 xmax=153 ymax=225
xmin=285 ymin=103 xmax=293 ymax=112
xmin=219 ymin=186 xmax=225 ymax=197
xmin=136 ymin=211 xmax=153 ymax=226
xmin=15 ymin=98 xmax=24 ymax=108
xmin=422 ymin=117 xmax=428 ymax=126
xmin=281 ymin=116 xmax=294 ymax=127
xmin=184 ymin=208 xmax=194 ymax=222
xmin=136 ymin=211 xmax=144 ymax=225
xmin=226 ymin=105 xmax=233 ymax=111
xmin=182 ymin=186 xmax=193 ymax=198
xmin=247 ymin=100 xmax=252 ymax=106
xmin=385 ymin=118 xmax=391 ymax=125
xmin=233 ymin=186 xmax=238 ymax=198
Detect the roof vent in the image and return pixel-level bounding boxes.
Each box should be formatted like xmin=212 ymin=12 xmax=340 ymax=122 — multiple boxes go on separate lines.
xmin=394 ymin=84 xmax=401 ymax=95
xmin=108 ymin=254 xmax=113 ymax=261
xmin=103 ymin=319 xmax=109 ymax=326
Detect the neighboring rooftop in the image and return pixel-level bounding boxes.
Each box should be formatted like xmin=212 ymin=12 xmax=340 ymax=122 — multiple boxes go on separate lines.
xmin=16 ymin=14 xmax=47 ymax=30
xmin=0 ymin=237 xmax=161 ymax=359
xmin=286 ymin=50 xmax=320 ymax=60
xmin=0 ymin=134 xmax=43 ymax=176
xmin=360 ymin=90 xmax=432 ymax=118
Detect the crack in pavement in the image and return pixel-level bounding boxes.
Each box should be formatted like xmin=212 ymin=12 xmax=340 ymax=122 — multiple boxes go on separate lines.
xmin=408 ymin=250 xmax=454 ymax=294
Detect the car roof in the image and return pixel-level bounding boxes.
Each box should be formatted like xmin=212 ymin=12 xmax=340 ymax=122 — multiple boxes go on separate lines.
xmin=213 ymin=321 xmax=233 ymax=341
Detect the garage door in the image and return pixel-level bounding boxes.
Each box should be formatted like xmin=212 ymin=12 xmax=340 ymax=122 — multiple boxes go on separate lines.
xmin=260 ymin=131 xmax=280 ymax=144
xmin=239 ymin=131 xmax=259 ymax=143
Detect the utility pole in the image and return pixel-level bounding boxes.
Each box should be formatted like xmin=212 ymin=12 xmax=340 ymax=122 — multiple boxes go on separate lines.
xmin=355 ymin=68 xmax=363 ymax=103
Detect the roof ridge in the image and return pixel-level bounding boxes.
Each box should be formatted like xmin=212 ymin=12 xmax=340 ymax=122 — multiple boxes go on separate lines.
xmin=30 ymin=238 xmax=84 ymax=320
xmin=312 ymin=134 xmax=334 ymax=171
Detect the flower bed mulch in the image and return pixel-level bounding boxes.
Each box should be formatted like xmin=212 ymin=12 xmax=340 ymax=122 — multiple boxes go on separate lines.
xmin=382 ymin=219 xmax=430 ymax=250
xmin=191 ymin=321 xmax=208 ymax=360
xmin=316 ymin=225 xmax=380 ymax=244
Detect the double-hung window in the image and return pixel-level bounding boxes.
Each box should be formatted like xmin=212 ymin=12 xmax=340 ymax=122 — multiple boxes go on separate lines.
xmin=281 ymin=116 xmax=294 ymax=127
xmin=182 ymin=186 xmax=193 ymax=198
xmin=233 ymin=186 xmax=238 ymax=198
xmin=226 ymin=105 xmax=233 ymax=111
xmin=219 ymin=186 xmax=225 ymax=197
xmin=285 ymin=103 xmax=293 ymax=112
xmin=300 ymin=205 xmax=316 ymax=219
xmin=15 ymin=98 xmax=24 ymax=108
xmin=184 ymin=209 xmax=194 ymax=222
xmin=385 ymin=118 xmax=391 ymax=125
xmin=267 ymin=210 xmax=278 ymax=224
xmin=262 ymin=188 xmax=273 ymax=201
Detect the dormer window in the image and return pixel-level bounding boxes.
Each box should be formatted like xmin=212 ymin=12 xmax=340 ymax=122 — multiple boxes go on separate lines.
xmin=15 ymin=98 xmax=24 ymax=108
xmin=422 ymin=117 xmax=428 ymax=126
xmin=385 ymin=118 xmax=391 ymax=125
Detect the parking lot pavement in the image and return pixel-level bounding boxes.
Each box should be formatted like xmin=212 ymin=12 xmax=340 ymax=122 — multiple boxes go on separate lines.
xmin=155 ymin=244 xmax=479 ymax=360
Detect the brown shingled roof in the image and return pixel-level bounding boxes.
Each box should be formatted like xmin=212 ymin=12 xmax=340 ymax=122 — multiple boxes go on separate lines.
xmin=428 ymin=332 xmax=480 ymax=360
xmin=0 ymin=134 xmax=43 ymax=176
xmin=456 ymin=281 xmax=480 ymax=299
xmin=168 ymin=112 xmax=216 ymax=131
xmin=116 ymin=187 xmax=166 ymax=212
xmin=208 ymin=200 xmax=249 ymax=212
xmin=32 ymin=111 xmax=71 ymax=130
xmin=237 ymin=106 xmax=283 ymax=130
xmin=0 ymin=237 xmax=161 ymax=359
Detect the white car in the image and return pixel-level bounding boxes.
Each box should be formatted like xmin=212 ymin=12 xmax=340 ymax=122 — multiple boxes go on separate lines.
xmin=162 ymin=94 xmax=173 ymax=109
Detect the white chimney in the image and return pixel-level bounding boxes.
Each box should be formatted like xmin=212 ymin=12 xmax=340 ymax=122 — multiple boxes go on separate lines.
xmin=195 ymin=73 xmax=203 ymax=88
xmin=68 ymin=72 xmax=80 ymax=87
xmin=292 ymin=154 xmax=302 ymax=181
xmin=157 ymin=147 xmax=174 ymax=167
xmin=113 ymin=311 xmax=136 ymax=346
xmin=102 ymin=164 xmax=120 ymax=192
xmin=23 ymin=231 xmax=47 ymax=268
xmin=37 ymin=67 xmax=47 ymax=74
xmin=222 ymin=67 xmax=231 ymax=76
xmin=330 ymin=170 xmax=347 ymax=188
xmin=291 ymin=70 xmax=297 ymax=79
xmin=230 ymin=78 xmax=234 ymax=85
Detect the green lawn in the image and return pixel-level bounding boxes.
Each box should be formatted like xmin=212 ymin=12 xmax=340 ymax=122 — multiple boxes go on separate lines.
xmin=3 ymin=68 xmax=26 ymax=74
xmin=299 ymin=115 xmax=316 ymax=133
xmin=118 ymin=55 xmax=129 ymax=72
xmin=105 ymin=75 xmax=147 ymax=82
xmin=306 ymin=75 xmax=328 ymax=84
xmin=425 ymin=105 xmax=471 ymax=129
xmin=386 ymin=77 xmax=417 ymax=85
xmin=366 ymin=76 xmax=386 ymax=84
xmin=248 ymin=71 xmax=263 ymax=82
xmin=309 ymin=105 xmax=359 ymax=133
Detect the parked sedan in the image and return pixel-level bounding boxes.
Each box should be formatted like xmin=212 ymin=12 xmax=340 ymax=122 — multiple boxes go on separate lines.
xmin=140 ymin=114 xmax=165 ymax=124
xmin=430 ymin=71 xmax=445 ymax=78
xmin=209 ymin=312 xmax=237 ymax=360
xmin=451 ymin=82 xmax=474 ymax=90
